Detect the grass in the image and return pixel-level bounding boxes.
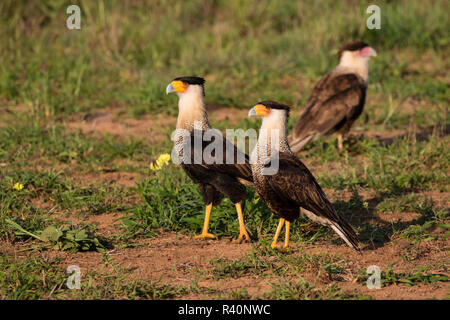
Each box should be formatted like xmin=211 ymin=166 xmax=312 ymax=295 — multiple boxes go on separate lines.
xmin=264 ymin=279 xmax=366 ymax=300
xmin=313 ymin=135 xmax=449 ymax=193
xmin=204 ymin=246 xmax=349 ymax=282
xmin=357 ymin=264 xmax=449 ymax=288
xmin=120 ymin=168 xmax=336 ymax=245
xmin=0 ymin=254 xmax=192 ymax=299
xmin=1 ymin=1 xmax=449 ymax=115
xmin=0 ymin=0 xmax=449 ymax=299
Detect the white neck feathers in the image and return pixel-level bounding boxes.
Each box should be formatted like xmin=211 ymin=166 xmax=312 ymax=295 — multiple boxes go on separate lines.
xmin=251 ymin=109 xmax=290 ymax=163
xmin=176 ymin=85 xmax=209 ymax=130
xmin=336 ymin=51 xmax=370 ymax=83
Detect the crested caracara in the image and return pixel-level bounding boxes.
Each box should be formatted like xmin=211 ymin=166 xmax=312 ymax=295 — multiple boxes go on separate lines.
xmin=249 ymin=101 xmax=360 ymax=251
xmin=288 ymin=41 xmax=377 ymax=152
xmin=166 ymin=76 xmax=253 ymax=243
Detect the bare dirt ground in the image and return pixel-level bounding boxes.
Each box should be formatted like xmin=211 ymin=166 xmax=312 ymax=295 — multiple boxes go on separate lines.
xmin=3 ymin=228 xmax=448 ymax=299
xmin=65 ymin=106 xmax=250 ymax=141
xmin=66 ymin=109 xmax=176 ymax=143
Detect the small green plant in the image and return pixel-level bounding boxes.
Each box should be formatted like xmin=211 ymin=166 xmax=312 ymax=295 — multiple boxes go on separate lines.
xmin=5 ymin=219 xmax=106 ymax=252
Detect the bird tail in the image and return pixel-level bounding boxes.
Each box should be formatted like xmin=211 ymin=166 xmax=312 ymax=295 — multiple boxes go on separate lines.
xmin=301 ymin=208 xmax=360 ymax=252
xmin=288 ymin=133 xmax=315 ymax=153
xmin=329 ymin=221 xmax=361 ymax=253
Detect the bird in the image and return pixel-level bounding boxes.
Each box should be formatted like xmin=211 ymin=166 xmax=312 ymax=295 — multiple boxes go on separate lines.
xmin=288 ymin=41 xmax=377 ymax=152
xmin=248 ymin=100 xmax=360 ymax=252
xmin=166 ymin=76 xmax=253 ymax=243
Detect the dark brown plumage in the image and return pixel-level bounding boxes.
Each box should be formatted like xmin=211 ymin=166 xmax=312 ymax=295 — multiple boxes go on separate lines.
xmin=179 ymin=130 xmax=253 ymax=207
xmin=249 ymin=101 xmax=360 ymax=251
xmin=257 ymin=152 xmax=359 ymax=251
xmin=288 ymin=41 xmax=376 ymax=152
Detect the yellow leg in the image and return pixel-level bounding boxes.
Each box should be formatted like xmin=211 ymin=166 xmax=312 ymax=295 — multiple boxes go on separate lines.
xmin=193 ymin=203 xmax=216 ymax=240
xmin=233 ymin=202 xmax=251 ymax=243
xmin=337 ymin=134 xmax=344 ymax=151
xmin=282 ymin=221 xmax=290 ymax=252
xmin=271 ymin=218 xmax=285 ymax=249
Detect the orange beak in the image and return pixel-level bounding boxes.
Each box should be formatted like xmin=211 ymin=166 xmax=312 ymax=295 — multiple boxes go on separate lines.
xmin=248 ymin=104 xmax=271 ymax=117
xmin=166 ymin=80 xmax=188 ymax=94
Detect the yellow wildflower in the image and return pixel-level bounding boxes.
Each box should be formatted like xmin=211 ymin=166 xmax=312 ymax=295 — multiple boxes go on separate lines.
xmin=69 ymin=151 xmax=78 ymax=158
xmin=157 ymin=153 xmax=171 ymax=165
xmin=149 ymin=162 xmax=163 ymax=171
xmin=150 ymin=153 xmax=171 ymax=171
xmin=13 ymin=182 xmax=24 ymax=191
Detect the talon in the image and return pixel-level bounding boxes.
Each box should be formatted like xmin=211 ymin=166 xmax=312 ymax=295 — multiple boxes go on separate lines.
xmin=193 ymin=232 xmax=216 ymax=240
xmin=271 ymin=242 xmax=284 ymax=249
xmin=271 ymin=220 xmax=290 ymax=252
xmin=234 ymin=232 xmax=251 ymax=244
xmin=233 ymin=203 xmax=251 ymax=244
xmin=272 ymin=242 xmax=282 ymax=249
xmin=271 ymin=242 xmax=290 ymax=252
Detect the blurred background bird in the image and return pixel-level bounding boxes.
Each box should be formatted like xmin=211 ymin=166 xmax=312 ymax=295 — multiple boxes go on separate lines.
xmin=288 ymin=41 xmax=377 ymax=152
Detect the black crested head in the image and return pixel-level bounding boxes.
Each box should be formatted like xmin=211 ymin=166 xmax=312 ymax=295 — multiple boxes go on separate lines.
xmin=257 ymin=100 xmax=290 ymax=118
xmin=338 ymin=41 xmax=369 ymax=59
xmin=173 ymin=76 xmax=205 ymax=85
xmin=173 ymin=76 xmax=205 ymax=96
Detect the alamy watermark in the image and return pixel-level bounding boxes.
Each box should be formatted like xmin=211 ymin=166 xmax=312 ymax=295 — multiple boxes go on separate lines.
xmin=66 ymin=265 xmax=81 ymax=289
xmin=170 ymin=121 xmax=280 ymax=175
xmin=366 ymin=5 xmax=381 ymax=29
xmin=366 ymin=265 xmax=381 ymax=289
xmin=66 ymin=5 xmax=81 ymax=30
